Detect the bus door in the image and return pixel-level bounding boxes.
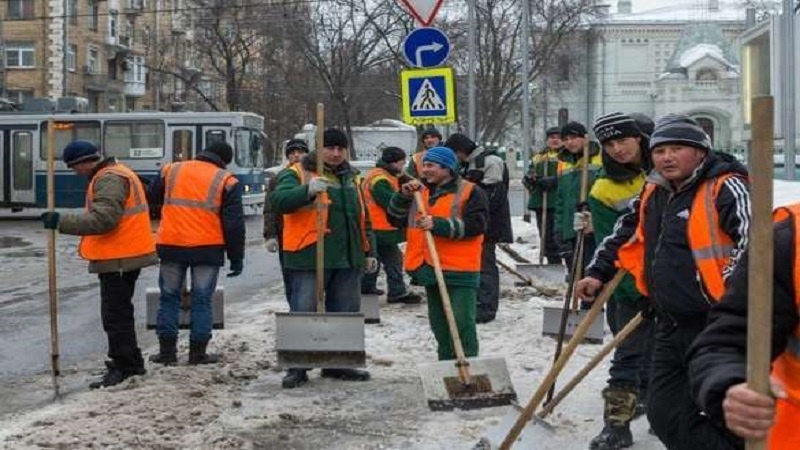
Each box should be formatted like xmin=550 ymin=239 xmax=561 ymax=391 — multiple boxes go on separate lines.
xmin=171 ymin=127 xmax=195 ymax=163
xmin=1 ymin=128 xmax=36 ymax=205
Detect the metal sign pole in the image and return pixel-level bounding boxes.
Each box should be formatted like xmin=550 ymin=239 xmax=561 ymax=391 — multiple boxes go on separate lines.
xmin=467 ymin=0 xmax=477 ymax=138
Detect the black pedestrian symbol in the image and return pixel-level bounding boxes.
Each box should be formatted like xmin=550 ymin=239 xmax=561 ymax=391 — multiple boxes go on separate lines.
xmin=411 ymin=79 xmax=445 ymax=112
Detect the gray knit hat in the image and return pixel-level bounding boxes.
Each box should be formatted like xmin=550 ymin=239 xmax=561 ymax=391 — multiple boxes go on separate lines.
xmin=649 ymin=113 xmax=712 ymax=152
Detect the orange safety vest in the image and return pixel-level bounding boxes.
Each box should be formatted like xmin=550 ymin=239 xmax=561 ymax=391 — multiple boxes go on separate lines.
xmin=156 ymin=160 xmax=237 ymax=247
xmin=281 ymin=163 xmax=370 ymax=252
xmin=404 ymin=179 xmax=483 ymax=272
xmin=79 ymin=163 xmax=155 ymax=261
xmin=617 ymin=174 xmax=738 ymax=302
xmin=767 ymin=204 xmax=800 ymax=450
xmin=362 ymin=167 xmax=399 ymax=232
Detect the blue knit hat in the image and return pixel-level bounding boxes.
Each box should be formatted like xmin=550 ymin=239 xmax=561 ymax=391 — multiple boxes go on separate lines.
xmin=423 ymin=146 xmax=458 ymax=173
xmin=63 ymin=140 xmax=101 ymax=168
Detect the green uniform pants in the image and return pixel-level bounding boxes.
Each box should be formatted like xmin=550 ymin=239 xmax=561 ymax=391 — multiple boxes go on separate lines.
xmin=425 ymin=284 xmax=479 ymax=360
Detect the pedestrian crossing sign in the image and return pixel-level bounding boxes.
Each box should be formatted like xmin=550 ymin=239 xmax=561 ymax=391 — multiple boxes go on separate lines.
xmin=400 ymin=67 xmax=456 ymax=125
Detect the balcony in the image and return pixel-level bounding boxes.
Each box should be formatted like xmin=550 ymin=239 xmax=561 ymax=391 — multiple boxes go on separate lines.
xmin=124 ymin=81 xmax=146 ymax=97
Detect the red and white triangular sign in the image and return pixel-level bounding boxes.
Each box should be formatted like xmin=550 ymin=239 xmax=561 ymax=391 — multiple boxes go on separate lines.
xmin=399 ymin=0 xmax=444 ymax=27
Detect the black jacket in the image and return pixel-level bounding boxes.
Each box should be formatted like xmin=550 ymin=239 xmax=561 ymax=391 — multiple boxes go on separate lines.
xmin=460 ymin=148 xmax=513 ymax=243
xmin=688 ymin=217 xmax=799 ymax=425
xmin=148 ymin=152 xmax=246 ymax=266
xmin=586 ymin=152 xmax=751 ymax=320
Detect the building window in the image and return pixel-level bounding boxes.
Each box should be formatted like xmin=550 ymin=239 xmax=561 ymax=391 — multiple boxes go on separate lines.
xmin=124 ymin=56 xmax=146 ymax=83
xmin=110 ymin=10 xmax=118 ymax=39
xmin=66 ymin=45 xmax=77 ymax=72
xmin=87 ymin=47 xmax=100 ymax=74
xmin=6 ymin=43 xmax=35 ymax=68
xmin=88 ymin=0 xmax=99 ymax=30
xmin=7 ymin=0 xmax=34 ymax=20
xmin=67 ymin=0 xmax=78 ymax=25
xmin=696 ymin=68 xmax=719 ymax=81
xmin=6 ymin=89 xmax=33 ymax=106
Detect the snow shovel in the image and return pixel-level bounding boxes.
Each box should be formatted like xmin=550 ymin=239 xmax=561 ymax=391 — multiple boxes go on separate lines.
xmin=479 ymin=270 xmax=624 ymax=449
xmin=745 ymin=96 xmax=774 ymax=450
xmin=45 ymin=118 xmax=61 ymax=397
xmin=414 ymin=191 xmax=517 ymax=411
xmin=275 ymin=103 xmax=366 ymax=369
xmin=516 ymin=159 xmax=565 ymax=285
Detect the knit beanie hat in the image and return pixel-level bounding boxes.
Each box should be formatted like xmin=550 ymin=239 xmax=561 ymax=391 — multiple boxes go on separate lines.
xmin=380 ymin=146 xmax=406 ymax=164
xmin=284 ymin=138 xmax=309 ymax=156
xmin=323 ymin=128 xmax=348 ymax=148
xmin=560 ymin=121 xmax=588 ymax=138
xmin=650 ymin=113 xmax=712 ymax=152
xmin=205 ymin=141 xmax=233 ymax=165
xmin=63 ymin=140 xmax=101 ymax=168
xmin=545 ymin=126 xmax=561 ymax=137
xmin=423 ymin=146 xmax=459 ymax=173
xmin=592 ymin=112 xmax=643 ymax=144
xmin=630 ymin=112 xmax=655 ymax=138
xmin=420 ymin=126 xmax=442 ymax=140
xmin=443 ymin=133 xmax=477 ymax=154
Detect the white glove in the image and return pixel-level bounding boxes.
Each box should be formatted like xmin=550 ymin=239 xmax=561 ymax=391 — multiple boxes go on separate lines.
xmin=364 ymin=257 xmax=379 ymax=274
xmin=265 ymin=238 xmax=279 ymax=253
xmin=573 ymin=211 xmax=592 ymax=232
xmin=307 ymin=177 xmax=329 ymax=198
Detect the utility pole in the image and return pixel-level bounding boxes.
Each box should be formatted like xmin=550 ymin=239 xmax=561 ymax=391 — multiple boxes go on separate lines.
xmin=467 ymin=0 xmax=476 ymax=139
xmin=782 ymin=0 xmax=796 ymax=180
xmin=521 ymin=0 xmax=531 ymax=179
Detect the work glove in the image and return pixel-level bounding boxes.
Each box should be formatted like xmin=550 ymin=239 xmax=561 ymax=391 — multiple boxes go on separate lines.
xmin=265 ymin=238 xmax=279 ymax=253
xmin=364 ymin=257 xmax=379 ymax=274
xmin=522 ymin=175 xmax=536 ymax=191
xmin=40 ymin=211 xmax=60 ymax=230
xmin=573 ymin=211 xmax=593 ymax=233
xmin=227 ymin=260 xmax=244 ymax=277
xmin=307 ymin=177 xmax=329 ymax=199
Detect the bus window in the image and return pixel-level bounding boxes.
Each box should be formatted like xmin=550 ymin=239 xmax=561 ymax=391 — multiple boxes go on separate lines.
xmin=13 ymin=131 xmax=33 ymax=190
xmin=234 ymin=128 xmax=262 ymax=168
xmin=250 ymin=132 xmax=264 ymax=167
xmin=105 ymin=120 xmax=164 ymax=159
xmin=172 ymin=130 xmax=193 ymax=161
xmin=205 ymin=130 xmax=226 ymax=146
xmin=40 ymin=121 xmax=101 ymax=159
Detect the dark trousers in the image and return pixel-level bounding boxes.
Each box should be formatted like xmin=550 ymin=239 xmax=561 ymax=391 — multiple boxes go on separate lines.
xmin=606 ymin=296 xmax=654 ymax=393
xmin=533 ymin=207 xmax=561 ymax=263
xmin=477 ymin=241 xmax=499 ymax=320
xmin=98 ymin=270 xmax=144 ymax=372
xmin=278 ymin=248 xmax=293 ymax=305
xmin=647 ymin=319 xmax=742 ymax=450
xmin=361 ymin=240 xmax=408 ymax=299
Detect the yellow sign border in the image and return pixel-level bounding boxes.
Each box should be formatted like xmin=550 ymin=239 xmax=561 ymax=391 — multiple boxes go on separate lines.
xmin=400 ymin=67 xmax=456 ymax=125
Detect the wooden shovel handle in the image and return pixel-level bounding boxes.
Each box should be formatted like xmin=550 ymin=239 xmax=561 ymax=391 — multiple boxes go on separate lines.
xmin=413 ymin=191 xmax=472 ymax=385
xmin=315 ymin=103 xmax=325 ymax=314
xmin=539 ymin=159 xmax=549 ymax=265
xmin=46 ymin=118 xmax=60 ymax=396
xmin=499 ymin=270 xmax=624 ymax=450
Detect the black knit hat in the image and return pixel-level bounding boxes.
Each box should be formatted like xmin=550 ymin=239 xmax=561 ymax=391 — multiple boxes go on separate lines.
xmin=323 ymin=128 xmax=348 ymax=148
xmin=284 ymin=138 xmax=309 ymax=156
xmin=545 ymin=126 xmax=561 ymax=137
xmin=561 ymin=121 xmax=587 ymax=138
xmin=63 ymin=140 xmax=101 ymax=168
xmin=380 ymin=146 xmax=406 ymax=164
xmin=630 ymin=113 xmax=655 ymax=138
xmin=593 ymin=112 xmax=642 ymax=144
xmin=420 ymin=126 xmax=442 ymax=140
xmin=444 ymin=133 xmax=477 ymax=154
xmin=205 ymin=141 xmax=233 ymax=165
xmin=650 ymin=113 xmax=712 ymax=152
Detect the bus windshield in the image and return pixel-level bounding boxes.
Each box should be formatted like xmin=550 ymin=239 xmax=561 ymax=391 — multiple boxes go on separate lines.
xmin=40 ymin=121 xmax=101 ymax=159
xmin=234 ymin=128 xmax=264 ymax=168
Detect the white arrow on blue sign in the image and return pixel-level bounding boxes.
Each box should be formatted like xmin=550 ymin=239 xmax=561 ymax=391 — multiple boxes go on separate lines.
xmin=402 ymin=27 xmax=451 ymax=69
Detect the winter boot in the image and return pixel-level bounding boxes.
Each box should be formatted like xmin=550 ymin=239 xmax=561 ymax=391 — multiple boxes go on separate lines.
xmin=89 ymin=361 xmax=146 ymax=389
xmin=281 ymin=369 xmax=309 ymax=389
xmin=149 ymin=337 xmax=178 ymax=365
xmin=387 ymin=292 xmax=423 ymax=304
xmin=588 ymin=386 xmax=637 ymax=450
xmin=188 ymin=340 xmax=219 ymax=365
xmin=320 ymin=368 xmax=371 ymax=381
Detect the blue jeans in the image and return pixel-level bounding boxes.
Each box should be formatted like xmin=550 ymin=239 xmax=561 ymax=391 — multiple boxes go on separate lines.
xmin=361 ymin=241 xmax=408 ymax=299
xmin=289 ymin=268 xmax=361 ymax=313
xmin=156 ymin=261 xmax=220 ymax=342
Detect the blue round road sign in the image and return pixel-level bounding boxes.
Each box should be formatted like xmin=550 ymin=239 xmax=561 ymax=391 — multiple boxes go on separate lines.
xmin=403 ymin=27 xmax=451 ymax=69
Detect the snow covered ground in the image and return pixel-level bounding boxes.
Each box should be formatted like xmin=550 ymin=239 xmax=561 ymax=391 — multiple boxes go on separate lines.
xmin=1 ymin=181 xmax=798 ymax=450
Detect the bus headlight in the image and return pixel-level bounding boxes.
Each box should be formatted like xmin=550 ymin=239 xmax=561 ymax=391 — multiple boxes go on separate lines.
xmin=243 ymin=184 xmax=251 ymax=193
xmin=261 ymin=184 xmax=266 ymax=192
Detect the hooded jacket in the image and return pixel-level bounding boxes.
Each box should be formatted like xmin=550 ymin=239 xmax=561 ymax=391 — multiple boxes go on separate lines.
xmin=586 ymin=151 xmax=751 ymax=320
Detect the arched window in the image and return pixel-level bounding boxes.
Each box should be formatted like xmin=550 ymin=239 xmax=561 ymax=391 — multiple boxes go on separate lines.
xmin=696 ymin=69 xmax=718 ymax=81
xmin=696 ymin=117 xmax=715 ymax=145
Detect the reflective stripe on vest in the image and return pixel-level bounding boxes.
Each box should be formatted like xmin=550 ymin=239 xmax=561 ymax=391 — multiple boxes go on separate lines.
xmin=362 ymin=167 xmax=399 ymax=232
xmin=617 ymin=174 xmax=737 ymax=301
xmin=157 ymin=160 xmax=235 ymax=247
xmin=767 ymin=204 xmax=800 ymax=450
xmin=281 ymin=164 xmax=370 ymax=253
xmin=79 ymin=164 xmax=156 ymax=261
xmin=404 ymin=179 xmax=483 ymax=272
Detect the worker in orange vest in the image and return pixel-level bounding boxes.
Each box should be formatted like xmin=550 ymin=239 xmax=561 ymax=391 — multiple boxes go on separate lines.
xmin=148 ymin=142 xmax=245 ymax=366
xmin=40 ymin=140 xmax=158 ymax=389
xmin=688 ymin=203 xmax=800 ymax=450
xmin=575 ymin=114 xmax=751 ymax=449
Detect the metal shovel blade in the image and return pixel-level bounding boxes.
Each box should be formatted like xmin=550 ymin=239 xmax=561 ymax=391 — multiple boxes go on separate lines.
xmin=477 ymin=404 xmax=556 ymax=449
xmin=418 ymin=356 xmax=517 ymax=411
xmin=516 ymin=263 xmax=566 ymax=285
